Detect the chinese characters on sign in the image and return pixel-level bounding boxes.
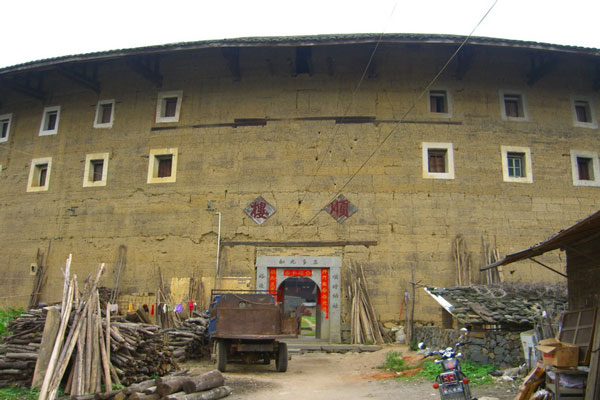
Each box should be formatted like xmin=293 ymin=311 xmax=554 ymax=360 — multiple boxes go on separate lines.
xmin=320 ymin=268 xmax=329 ymax=319
xmin=283 ymin=269 xmax=313 ymax=277
xmin=268 ymin=268 xmax=277 ymax=296
xmin=323 ymin=194 xmax=357 ymax=223
xmin=244 ymin=196 xmax=276 ymax=225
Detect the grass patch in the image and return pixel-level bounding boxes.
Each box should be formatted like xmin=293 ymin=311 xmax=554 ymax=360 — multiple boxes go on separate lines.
xmin=300 ymin=316 xmax=316 ymax=336
xmin=0 ymin=386 xmax=40 ymax=400
xmin=0 ymin=308 xmax=23 ymax=337
xmin=380 ymin=351 xmax=409 ymax=372
xmin=418 ymin=359 xmax=497 ymax=385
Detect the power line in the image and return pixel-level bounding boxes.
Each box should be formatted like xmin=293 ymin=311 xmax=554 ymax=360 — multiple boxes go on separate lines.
xmin=286 ymin=1 xmax=399 ymax=228
xmin=286 ymin=0 xmax=499 ymax=239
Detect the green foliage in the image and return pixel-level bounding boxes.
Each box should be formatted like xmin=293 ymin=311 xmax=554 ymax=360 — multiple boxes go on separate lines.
xmin=409 ymin=337 xmax=418 ymax=351
xmin=418 ymin=359 xmax=497 ymax=386
xmin=380 ymin=351 xmax=409 ymax=372
xmin=0 ymin=308 xmax=23 ymax=337
xmin=0 ymin=386 xmax=40 ymax=400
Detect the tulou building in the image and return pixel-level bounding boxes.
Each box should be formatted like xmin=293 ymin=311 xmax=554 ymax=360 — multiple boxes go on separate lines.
xmin=0 ymin=34 xmax=598 ymax=342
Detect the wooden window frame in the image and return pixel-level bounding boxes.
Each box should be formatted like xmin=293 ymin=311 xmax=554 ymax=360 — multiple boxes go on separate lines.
xmin=83 ymin=152 xmax=109 ymax=187
xmin=147 ymin=148 xmax=178 ymax=184
xmin=501 ymin=145 xmax=532 ymax=183
xmin=499 ymin=90 xmax=528 ymax=121
xmin=155 ymin=91 xmax=182 ymax=123
xmin=27 ymin=157 xmax=52 ymax=192
xmin=39 ymin=106 xmax=61 ymax=136
xmin=571 ymin=97 xmax=598 ymax=129
xmin=428 ymin=88 xmax=452 ymax=118
xmin=93 ymin=100 xmax=115 ymax=128
xmin=422 ymin=142 xmax=455 ymax=180
xmin=0 ymin=113 xmax=12 ymax=143
xmin=570 ymin=150 xmax=600 ymax=187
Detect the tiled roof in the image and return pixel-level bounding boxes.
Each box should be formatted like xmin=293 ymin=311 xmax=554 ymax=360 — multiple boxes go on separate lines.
xmin=2 ymin=33 xmax=599 ymax=75
xmin=425 ymin=284 xmax=568 ymax=326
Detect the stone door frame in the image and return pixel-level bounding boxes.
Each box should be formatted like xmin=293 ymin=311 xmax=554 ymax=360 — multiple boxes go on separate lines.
xmin=256 ymin=256 xmax=342 ymax=343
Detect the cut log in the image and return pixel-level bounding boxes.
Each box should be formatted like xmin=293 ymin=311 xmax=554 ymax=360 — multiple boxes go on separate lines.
xmin=164 ymin=386 xmax=233 ymax=400
xmin=127 ymin=393 xmax=161 ymax=400
xmin=182 ymin=370 xmax=225 ymax=394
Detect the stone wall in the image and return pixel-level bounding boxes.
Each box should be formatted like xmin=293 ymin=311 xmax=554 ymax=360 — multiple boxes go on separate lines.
xmin=415 ymin=326 xmax=524 ymax=367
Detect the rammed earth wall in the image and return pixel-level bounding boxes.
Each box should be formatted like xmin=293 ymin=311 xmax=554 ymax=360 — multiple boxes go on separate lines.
xmin=415 ymin=326 xmax=524 ymax=367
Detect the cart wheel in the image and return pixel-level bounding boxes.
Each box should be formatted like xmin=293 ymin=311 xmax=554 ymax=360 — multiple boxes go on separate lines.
xmin=216 ymin=339 xmax=227 ymax=372
xmin=276 ymin=342 xmax=288 ymax=372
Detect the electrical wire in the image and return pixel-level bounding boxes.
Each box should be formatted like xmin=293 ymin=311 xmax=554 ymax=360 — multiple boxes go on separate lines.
xmin=286 ymin=1 xmax=399 ymax=227
xmin=286 ymin=0 xmax=499 ymax=239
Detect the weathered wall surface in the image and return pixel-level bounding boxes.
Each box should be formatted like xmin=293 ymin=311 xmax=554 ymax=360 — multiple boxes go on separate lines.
xmin=0 ymin=43 xmax=598 ymax=324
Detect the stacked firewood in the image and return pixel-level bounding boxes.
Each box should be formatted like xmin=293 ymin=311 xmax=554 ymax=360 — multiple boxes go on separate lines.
xmin=165 ymin=317 xmax=210 ymax=362
xmin=344 ymin=262 xmax=392 ymax=345
xmin=110 ymin=321 xmax=178 ymax=385
xmin=0 ymin=309 xmax=45 ymax=387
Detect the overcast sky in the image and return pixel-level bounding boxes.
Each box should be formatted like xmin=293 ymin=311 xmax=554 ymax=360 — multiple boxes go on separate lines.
xmin=2 ymin=0 xmax=599 ymax=69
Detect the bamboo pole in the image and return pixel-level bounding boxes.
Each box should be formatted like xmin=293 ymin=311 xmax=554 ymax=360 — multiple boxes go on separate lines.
xmin=97 ymin=292 xmax=112 ymax=392
xmin=38 ymin=255 xmax=73 ymax=400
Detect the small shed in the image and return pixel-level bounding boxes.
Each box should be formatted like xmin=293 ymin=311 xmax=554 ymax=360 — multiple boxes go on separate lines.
xmin=480 ymin=209 xmax=600 ymax=400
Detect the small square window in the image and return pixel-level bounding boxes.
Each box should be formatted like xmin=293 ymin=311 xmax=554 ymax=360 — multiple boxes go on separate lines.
xmin=429 ymin=91 xmax=447 ymax=113
xmin=501 ymin=146 xmax=532 ymax=183
xmin=571 ymin=98 xmax=597 ymax=128
xmin=94 ymin=100 xmax=115 ymax=128
xmin=507 ymin=152 xmax=525 ymax=178
xmin=428 ymin=149 xmax=447 ymax=173
xmin=27 ymin=157 xmax=52 ymax=192
xmin=147 ymin=148 xmax=178 ymax=183
xmin=570 ymin=150 xmax=600 ymax=187
xmin=39 ymin=106 xmax=61 ymax=136
xmin=0 ymin=113 xmax=12 ymax=143
xmin=83 ymin=153 xmax=109 ymax=187
xmin=156 ymin=91 xmax=182 ymax=123
xmin=499 ymin=91 xmax=528 ymax=121
xmin=422 ymin=142 xmax=454 ymax=179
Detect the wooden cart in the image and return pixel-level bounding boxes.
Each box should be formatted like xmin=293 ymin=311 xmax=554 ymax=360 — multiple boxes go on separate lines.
xmin=208 ymin=290 xmax=299 ymax=372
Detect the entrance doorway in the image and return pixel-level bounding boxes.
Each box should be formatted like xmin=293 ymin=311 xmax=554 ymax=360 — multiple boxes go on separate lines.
xmin=280 ymin=277 xmax=319 ymax=338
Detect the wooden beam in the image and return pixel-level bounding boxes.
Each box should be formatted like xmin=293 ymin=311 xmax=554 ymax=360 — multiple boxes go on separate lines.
xmin=526 ymin=52 xmax=558 ymax=86
xmin=1 ymin=74 xmax=46 ymax=101
xmin=220 ymin=240 xmax=377 ymax=247
xmin=221 ymin=48 xmax=241 ymax=81
xmin=57 ymin=64 xmax=100 ymax=93
xmin=128 ymin=56 xmax=163 ymax=88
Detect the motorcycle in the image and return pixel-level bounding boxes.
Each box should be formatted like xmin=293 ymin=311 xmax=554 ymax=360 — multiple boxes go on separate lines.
xmin=418 ymin=328 xmax=477 ymax=400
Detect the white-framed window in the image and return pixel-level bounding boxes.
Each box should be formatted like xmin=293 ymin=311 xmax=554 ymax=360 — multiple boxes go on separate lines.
xmin=27 ymin=157 xmax=52 ymax=192
xmin=570 ymin=150 xmax=600 ymax=187
xmin=571 ymin=97 xmax=597 ymax=129
xmin=0 ymin=113 xmax=12 ymax=143
xmin=147 ymin=148 xmax=178 ymax=183
xmin=501 ymin=146 xmax=532 ymax=183
xmin=499 ymin=90 xmax=528 ymax=121
xmin=155 ymin=91 xmax=182 ymax=123
xmin=39 ymin=106 xmax=61 ymax=136
xmin=422 ymin=142 xmax=455 ymax=180
xmin=83 ymin=152 xmax=109 ymax=187
xmin=428 ymin=88 xmax=452 ymax=117
xmin=93 ymin=100 xmax=115 ymax=128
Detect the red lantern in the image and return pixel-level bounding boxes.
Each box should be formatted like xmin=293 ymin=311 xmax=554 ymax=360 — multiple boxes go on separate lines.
xmin=462 ymin=378 xmax=469 ymax=385
xmin=432 ymin=383 xmax=439 ymax=389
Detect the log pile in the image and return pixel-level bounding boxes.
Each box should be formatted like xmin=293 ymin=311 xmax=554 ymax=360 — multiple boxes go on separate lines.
xmin=109 ymin=321 xmax=178 ymax=385
xmin=72 ymin=370 xmax=232 ymax=400
xmin=164 ymin=317 xmax=210 ymax=362
xmin=0 ymin=309 xmax=45 ymax=387
xmin=344 ymin=262 xmax=391 ymax=345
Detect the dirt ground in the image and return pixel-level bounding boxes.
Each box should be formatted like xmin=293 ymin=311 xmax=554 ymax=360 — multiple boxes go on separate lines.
xmin=184 ymin=345 xmax=521 ymax=400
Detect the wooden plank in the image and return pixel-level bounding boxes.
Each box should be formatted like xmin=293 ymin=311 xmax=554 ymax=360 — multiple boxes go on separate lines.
xmin=31 ymin=307 xmax=61 ymax=388
xmin=585 ymin=309 xmax=600 ymax=400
